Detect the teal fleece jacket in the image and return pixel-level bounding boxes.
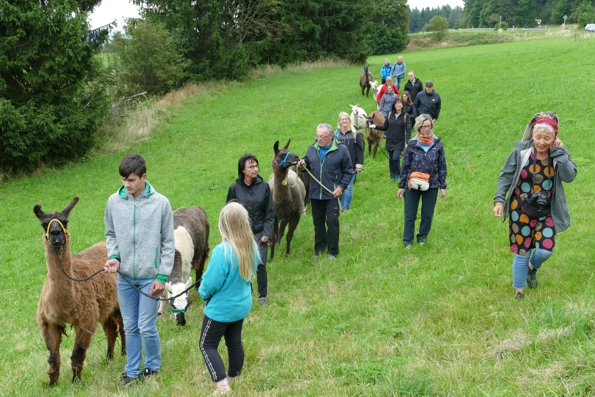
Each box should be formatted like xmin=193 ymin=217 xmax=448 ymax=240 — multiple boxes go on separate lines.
xmin=105 ymin=181 xmax=175 ymax=283
xmin=199 ymin=242 xmax=258 ymax=323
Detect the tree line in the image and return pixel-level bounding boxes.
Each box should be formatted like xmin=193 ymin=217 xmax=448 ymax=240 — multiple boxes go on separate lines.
xmin=0 ymin=0 xmax=409 ymax=173
xmin=460 ymin=0 xmax=595 ymax=28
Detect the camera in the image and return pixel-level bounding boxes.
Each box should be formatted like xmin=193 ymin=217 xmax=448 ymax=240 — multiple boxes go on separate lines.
xmin=526 ymin=191 xmax=549 ymax=209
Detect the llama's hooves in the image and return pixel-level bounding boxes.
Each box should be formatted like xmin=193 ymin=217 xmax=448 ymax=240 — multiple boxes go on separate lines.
xmin=49 ymin=376 xmax=57 ymax=388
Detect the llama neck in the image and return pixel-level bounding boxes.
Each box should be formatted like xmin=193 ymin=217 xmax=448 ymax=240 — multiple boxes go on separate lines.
xmin=44 ymin=242 xmax=76 ymax=300
xmin=273 ymin=165 xmax=291 ymax=201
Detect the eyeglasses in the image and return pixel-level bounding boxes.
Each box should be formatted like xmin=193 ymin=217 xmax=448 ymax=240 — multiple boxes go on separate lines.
xmin=316 ymin=134 xmax=331 ymax=139
xmin=421 ymin=125 xmax=432 ymax=129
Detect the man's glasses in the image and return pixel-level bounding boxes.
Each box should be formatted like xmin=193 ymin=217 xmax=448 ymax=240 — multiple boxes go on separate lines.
xmin=421 ymin=125 xmax=432 ymax=129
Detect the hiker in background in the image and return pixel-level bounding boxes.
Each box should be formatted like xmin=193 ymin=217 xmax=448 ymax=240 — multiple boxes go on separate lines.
xmin=335 ymin=112 xmax=364 ymax=212
xmin=392 ymin=56 xmax=406 ymax=92
xmin=404 ymin=71 xmax=423 ymax=101
xmin=380 ymin=59 xmax=392 ymax=84
xmin=369 ymin=99 xmax=410 ymax=182
xmin=413 ymin=81 xmax=441 ymax=122
xmin=376 ymin=76 xmax=399 ymax=107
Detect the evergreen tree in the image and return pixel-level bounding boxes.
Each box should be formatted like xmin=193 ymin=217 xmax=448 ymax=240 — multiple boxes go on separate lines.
xmin=516 ymin=0 xmax=537 ymax=27
xmin=550 ymin=0 xmax=572 ymax=22
xmin=371 ymin=0 xmax=410 ymax=54
xmin=0 ymin=0 xmax=110 ymax=172
xmin=576 ymin=0 xmax=595 ymax=26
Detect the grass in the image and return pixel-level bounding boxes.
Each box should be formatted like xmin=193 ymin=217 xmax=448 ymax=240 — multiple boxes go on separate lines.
xmin=1 ymin=36 xmax=595 ymax=396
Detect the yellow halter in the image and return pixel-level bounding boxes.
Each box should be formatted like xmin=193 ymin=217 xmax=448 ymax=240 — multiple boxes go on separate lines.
xmin=44 ymin=218 xmax=70 ymax=246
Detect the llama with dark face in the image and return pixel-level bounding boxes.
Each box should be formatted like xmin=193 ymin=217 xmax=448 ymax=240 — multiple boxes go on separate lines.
xmin=359 ymin=65 xmax=373 ymax=97
xmin=158 ymin=206 xmax=209 ymax=326
xmin=268 ymin=140 xmax=306 ymax=260
xmin=33 ymin=196 xmax=125 ymax=387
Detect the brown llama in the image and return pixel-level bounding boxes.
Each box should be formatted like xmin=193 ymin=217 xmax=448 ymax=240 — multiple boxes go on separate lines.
xmin=158 ymin=206 xmax=210 ymax=326
xmin=34 ymin=196 xmax=125 ymax=387
xmin=366 ymin=110 xmax=386 ymax=158
xmin=268 ymin=140 xmax=306 ymax=260
xmin=359 ymin=65 xmax=373 ymax=97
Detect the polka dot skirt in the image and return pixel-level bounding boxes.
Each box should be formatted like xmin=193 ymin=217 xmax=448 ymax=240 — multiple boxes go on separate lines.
xmin=509 ymin=153 xmax=555 ymax=255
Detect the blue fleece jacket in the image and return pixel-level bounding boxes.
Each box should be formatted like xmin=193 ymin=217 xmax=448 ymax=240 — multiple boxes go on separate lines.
xmin=199 ymin=242 xmax=258 ymax=323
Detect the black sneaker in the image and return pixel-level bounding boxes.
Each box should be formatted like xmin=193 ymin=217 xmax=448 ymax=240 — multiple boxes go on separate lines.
xmin=527 ymin=267 xmax=538 ymax=288
xmin=515 ymin=291 xmax=524 ymax=300
xmin=121 ymin=373 xmax=141 ymax=386
xmin=143 ymin=368 xmax=159 ymax=379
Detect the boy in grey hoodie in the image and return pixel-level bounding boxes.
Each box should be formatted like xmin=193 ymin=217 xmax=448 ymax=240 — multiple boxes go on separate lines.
xmin=104 ymin=154 xmax=175 ymax=385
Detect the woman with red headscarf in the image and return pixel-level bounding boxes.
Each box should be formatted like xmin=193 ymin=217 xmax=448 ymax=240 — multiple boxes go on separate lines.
xmin=493 ymin=112 xmax=577 ymax=300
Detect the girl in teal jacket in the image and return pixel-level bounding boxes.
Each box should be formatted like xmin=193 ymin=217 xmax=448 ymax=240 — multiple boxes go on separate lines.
xmin=199 ymin=202 xmax=259 ymax=394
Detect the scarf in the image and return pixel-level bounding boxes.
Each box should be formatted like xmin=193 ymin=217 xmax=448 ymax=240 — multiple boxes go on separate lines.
xmin=417 ymin=131 xmax=435 ymax=145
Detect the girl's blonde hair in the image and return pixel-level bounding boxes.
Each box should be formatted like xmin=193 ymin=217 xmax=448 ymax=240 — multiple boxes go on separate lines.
xmin=218 ymin=202 xmax=259 ymax=281
xmin=337 ymin=112 xmax=354 ymax=131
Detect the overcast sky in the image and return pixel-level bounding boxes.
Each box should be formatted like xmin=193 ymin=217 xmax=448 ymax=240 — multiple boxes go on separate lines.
xmin=89 ymin=0 xmax=464 ymax=30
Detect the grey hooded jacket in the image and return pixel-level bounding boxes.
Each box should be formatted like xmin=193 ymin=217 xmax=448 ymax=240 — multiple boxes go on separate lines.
xmin=105 ymin=181 xmax=175 ymax=282
xmin=494 ymin=140 xmax=577 ymax=233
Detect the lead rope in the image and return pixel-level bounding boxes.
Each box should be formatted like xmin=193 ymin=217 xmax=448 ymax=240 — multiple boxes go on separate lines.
xmin=302 ymin=167 xmax=343 ymax=212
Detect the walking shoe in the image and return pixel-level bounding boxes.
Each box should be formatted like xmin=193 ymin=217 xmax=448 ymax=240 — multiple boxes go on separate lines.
xmin=259 ymin=297 xmax=268 ymax=306
xmin=143 ymin=368 xmax=159 ymax=379
xmin=214 ymin=377 xmax=231 ymax=394
xmin=527 ymin=267 xmax=538 ymax=289
xmin=418 ymin=238 xmax=426 ymax=246
xmin=328 ymin=254 xmax=337 ymax=260
xmin=121 ymin=373 xmax=141 ymax=386
xmin=404 ymin=242 xmax=412 ymax=250
xmin=515 ymin=291 xmax=524 ymax=300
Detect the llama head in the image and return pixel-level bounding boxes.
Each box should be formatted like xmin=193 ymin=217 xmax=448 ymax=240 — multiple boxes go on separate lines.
xmin=166 ymin=277 xmax=192 ymax=326
xmin=33 ymin=196 xmax=80 ymax=248
xmin=273 ymin=140 xmax=300 ymax=170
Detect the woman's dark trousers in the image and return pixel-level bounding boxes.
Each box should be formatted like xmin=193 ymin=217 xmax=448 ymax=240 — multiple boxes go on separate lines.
xmin=403 ymin=187 xmax=438 ymax=244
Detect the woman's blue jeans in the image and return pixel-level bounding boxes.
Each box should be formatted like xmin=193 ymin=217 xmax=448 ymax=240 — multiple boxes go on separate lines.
xmin=512 ymin=248 xmax=554 ymax=289
xmin=117 ymin=275 xmax=161 ymax=378
xmin=340 ymin=173 xmax=357 ymax=210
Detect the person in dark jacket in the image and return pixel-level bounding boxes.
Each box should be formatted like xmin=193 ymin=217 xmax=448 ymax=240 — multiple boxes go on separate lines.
xmin=401 ymin=91 xmax=415 ymax=133
xmin=226 ymin=154 xmax=274 ymax=305
xmin=404 ymin=71 xmax=423 ymax=101
xmin=370 ymin=99 xmax=411 ymax=182
xmin=413 ymin=81 xmax=442 ymax=122
xmin=397 ymin=115 xmax=447 ymax=248
xmin=335 ymin=112 xmax=364 ymax=212
xmin=493 ymin=112 xmax=576 ymax=300
xmin=297 ymin=124 xmax=354 ymax=259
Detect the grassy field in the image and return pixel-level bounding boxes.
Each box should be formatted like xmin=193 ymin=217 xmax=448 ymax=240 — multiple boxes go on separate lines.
xmin=1 ymin=37 xmax=595 ymax=396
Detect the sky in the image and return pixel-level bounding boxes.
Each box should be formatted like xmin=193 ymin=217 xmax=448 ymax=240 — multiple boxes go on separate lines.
xmin=89 ymin=0 xmax=464 ymax=30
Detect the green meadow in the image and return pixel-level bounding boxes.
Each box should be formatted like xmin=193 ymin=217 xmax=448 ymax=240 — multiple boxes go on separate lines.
xmin=1 ymin=36 xmax=595 ymax=396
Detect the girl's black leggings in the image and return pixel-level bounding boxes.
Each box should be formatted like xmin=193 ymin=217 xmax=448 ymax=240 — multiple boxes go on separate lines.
xmin=199 ymin=315 xmax=244 ymax=382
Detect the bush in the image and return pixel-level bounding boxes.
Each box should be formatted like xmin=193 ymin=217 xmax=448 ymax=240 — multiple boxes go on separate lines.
xmin=112 ymin=20 xmax=188 ymax=98
xmin=428 ymin=16 xmax=449 ymax=41
xmin=495 ymin=22 xmax=509 ymax=30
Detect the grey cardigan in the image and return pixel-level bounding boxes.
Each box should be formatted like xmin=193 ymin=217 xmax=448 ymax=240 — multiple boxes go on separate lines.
xmin=494 ymin=140 xmax=577 ymax=233
xmin=105 ymin=181 xmax=175 ymax=281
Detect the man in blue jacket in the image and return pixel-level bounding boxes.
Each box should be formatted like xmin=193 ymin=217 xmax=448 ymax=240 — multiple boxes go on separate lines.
xmin=297 ymin=124 xmax=354 ymax=260
xmin=104 ymin=154 xmax=175 ymax=385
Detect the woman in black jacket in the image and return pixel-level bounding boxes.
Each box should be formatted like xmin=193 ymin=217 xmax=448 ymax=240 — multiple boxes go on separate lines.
xmin=370 ymin=98 xmax=410 ymax=182
xmin=226 ymin=154 xmax=275 ymax=305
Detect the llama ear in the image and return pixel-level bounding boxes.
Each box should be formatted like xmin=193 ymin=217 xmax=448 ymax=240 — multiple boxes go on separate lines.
xmin=62 ymin=196 xmax=80 ymax=217
xmin=273 ymin=141 xmax=280 ymax=155
xmin=283 ymin=139 xmax=291 ymax=150
xmin=33 ymin=204 xmax=45 ymax=220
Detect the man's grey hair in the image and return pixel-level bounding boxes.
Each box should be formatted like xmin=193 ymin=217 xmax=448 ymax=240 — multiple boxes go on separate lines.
xmin=317 ymin=123 xmax=334 ymax=136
